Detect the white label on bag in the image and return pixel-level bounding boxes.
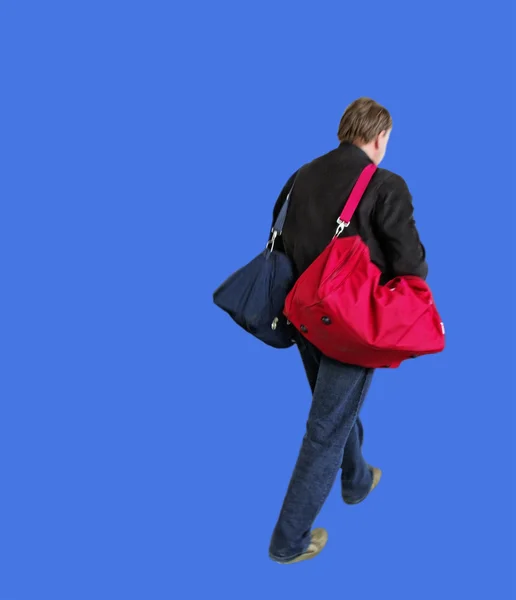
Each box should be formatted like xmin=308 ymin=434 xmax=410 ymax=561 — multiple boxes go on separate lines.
xmin=441 ymin=322 xmax=445 ymax=335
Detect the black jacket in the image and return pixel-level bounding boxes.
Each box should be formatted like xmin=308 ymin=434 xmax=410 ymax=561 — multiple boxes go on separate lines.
xmin=271 ymin=142 xmax=428 ymax=284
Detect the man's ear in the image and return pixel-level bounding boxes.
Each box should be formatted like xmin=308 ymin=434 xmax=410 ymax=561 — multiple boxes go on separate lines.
xmin=375 ymin=130 xmax=388 ymax=148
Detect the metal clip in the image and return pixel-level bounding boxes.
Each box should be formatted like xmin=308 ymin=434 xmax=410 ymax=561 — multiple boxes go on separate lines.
xmin=266 ymin=230 xmax=278 ymax=251
xmin=333 ymin=218 xmax=349 ymax=238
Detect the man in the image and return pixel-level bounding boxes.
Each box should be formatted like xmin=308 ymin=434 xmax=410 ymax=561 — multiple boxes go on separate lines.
xmin=268 ymin=98 xmax=428 ymax=565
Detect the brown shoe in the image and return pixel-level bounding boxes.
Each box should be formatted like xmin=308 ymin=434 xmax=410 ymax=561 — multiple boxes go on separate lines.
xmin=343 ymin=466 xmax=382 ymax=505
xmin=271 ymin=528 xmax=328 ymax=564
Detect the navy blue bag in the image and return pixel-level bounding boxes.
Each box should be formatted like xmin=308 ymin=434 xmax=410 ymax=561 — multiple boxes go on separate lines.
xmin=213 ymin=184 xmax=296 ymax=348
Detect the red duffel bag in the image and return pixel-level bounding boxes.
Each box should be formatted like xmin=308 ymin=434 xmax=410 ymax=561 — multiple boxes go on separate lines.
xmin=283 ymin=164 xmax=445 ymax=369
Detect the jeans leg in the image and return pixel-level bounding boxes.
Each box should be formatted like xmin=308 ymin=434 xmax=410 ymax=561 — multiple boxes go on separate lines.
xmin=269 ymin=354 xmax=373 ymax=561
xmin=297 ymin=334 xmax=321 ymax=393
xmin=341 ymin=371 xmax=375 ymax=501
xmin=341 ymin=420 xmax=373 ymax=501
xmin=298 ymin=337 xmax=373 ymax=499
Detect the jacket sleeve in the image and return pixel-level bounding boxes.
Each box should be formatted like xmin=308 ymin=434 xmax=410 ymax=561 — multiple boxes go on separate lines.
xmin=373 ymin=174 xmax=429 ymax=280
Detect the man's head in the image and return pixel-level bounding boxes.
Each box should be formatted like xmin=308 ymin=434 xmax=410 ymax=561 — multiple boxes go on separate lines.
xmin=337 ymin=98 xmax=392 ymax=165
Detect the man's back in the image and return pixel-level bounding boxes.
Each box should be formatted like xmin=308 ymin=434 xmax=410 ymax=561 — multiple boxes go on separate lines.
xmin=272 ymin=142 xmax=428 ymax=283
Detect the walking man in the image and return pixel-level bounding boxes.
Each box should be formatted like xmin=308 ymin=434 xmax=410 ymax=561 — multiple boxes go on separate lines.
xmin=268 ymin=98 xmax=428 ymax=564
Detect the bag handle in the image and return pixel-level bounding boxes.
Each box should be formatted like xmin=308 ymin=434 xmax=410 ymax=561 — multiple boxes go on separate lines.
xmin=334 ymin=163 xmax=377 ymax=237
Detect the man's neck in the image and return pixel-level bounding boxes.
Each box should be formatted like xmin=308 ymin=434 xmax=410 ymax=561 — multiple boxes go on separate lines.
xmin=354 ymin=142 xmax=377 ymax=164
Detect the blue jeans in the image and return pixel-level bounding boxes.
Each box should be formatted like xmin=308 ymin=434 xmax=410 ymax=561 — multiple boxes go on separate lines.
xmin=269 ymin=336 xmax=374 ymax=562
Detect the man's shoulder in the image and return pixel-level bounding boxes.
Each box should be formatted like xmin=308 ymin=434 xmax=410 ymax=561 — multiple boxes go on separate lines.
xmin=297 ymin=147 xmax=339 ymax=173
xmin=373 ymin=168 xmax=409 ymax=193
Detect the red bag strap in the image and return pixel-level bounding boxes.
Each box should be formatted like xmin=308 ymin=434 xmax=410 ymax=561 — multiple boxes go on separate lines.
xmin=334 ymin=163 xmax=377 ymax=237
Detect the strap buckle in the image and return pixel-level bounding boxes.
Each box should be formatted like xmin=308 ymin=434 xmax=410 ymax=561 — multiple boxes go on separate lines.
xmin=334 ymin=218 xmax=349 ymax=238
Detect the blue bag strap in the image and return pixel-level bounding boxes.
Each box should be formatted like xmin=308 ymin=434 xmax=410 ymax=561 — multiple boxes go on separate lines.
xmin=267 ymin=172 xmax=298 ymax=251
xmin=273 ymin=188 xmax=293 ymax=233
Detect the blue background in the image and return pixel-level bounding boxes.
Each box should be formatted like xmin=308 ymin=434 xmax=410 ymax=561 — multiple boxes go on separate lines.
xmin=1 ymin=1 xmax=513 ymax=599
